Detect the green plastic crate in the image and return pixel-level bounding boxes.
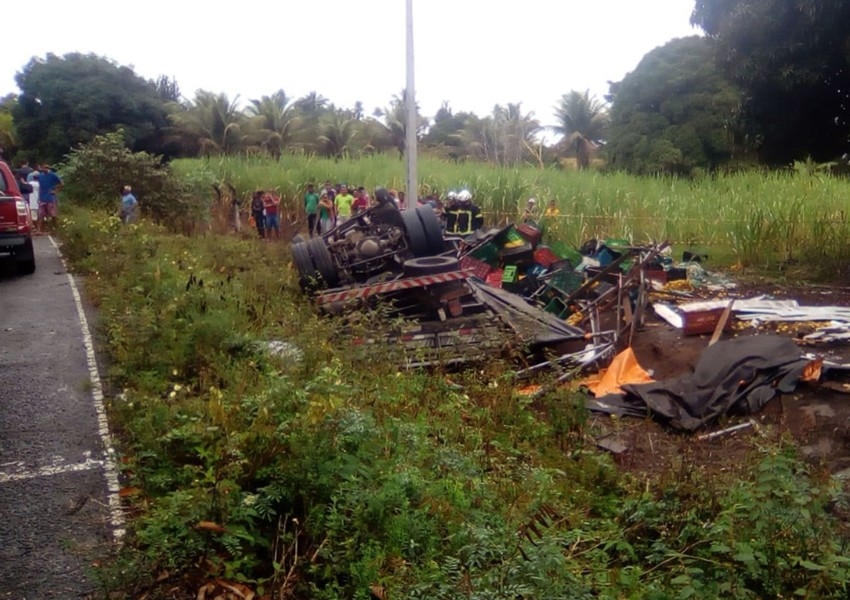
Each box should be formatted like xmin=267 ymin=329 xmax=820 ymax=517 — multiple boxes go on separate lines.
xmin=547 ymin=269 xmax=584 ymax=295
xmin=543 ymin=297 xmax=571 ymax=319
xmin=548 ymin=242 xmax=583 ymax=268
xmin=502 ymin=265 xmax=518 ymax=283
xmin=470 ymin=241 xmax=500 ymax=266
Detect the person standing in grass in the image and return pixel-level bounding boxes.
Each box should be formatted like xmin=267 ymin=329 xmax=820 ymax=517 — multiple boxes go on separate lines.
xmin=351 ymin=186 xmax=369 ymax=215
xmin=303 ymin=183 xmax=320 ymax=236
xmin=335 ymin=184 xmax=354 ymax=224
xmin=119 ymin=185 xmax=139 ymax=223
xmin=251 ymin=190 xmax=266 ymax=238
xmin=263 ymin=191 xmax=281 ymax=240
xmin=317 ymin=189 xmax=336 ymax=233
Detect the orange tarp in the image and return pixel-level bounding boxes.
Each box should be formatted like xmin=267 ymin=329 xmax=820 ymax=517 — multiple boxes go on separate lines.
xmin=583 ymin=347 xmax=654 ymax=398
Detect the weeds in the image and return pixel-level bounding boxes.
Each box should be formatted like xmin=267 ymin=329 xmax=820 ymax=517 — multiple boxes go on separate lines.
xmin=61 ymin=208 xmax=850 ymax=598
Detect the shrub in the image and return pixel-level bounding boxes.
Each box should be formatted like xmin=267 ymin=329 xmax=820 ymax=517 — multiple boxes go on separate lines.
xmin=59 ymin=130 xmax=208 ymax=228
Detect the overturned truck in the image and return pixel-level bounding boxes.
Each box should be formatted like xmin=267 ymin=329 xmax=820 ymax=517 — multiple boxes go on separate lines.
xmin=291 ymin=198 xmax=666 ymax=372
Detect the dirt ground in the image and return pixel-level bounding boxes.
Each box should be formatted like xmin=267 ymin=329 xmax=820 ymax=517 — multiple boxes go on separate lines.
xmin=593 ymin=276 xmax=850 ymax=479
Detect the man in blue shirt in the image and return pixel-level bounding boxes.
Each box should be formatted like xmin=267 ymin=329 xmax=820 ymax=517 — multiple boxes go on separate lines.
xmin=120 ymin=185 xmax=138 ymax=223
xmin=36 ymin=164 xmax=62 ymax=234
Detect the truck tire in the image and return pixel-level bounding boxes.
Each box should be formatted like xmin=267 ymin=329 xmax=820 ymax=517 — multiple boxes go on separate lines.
xmin=401 ymin=209 xmax=429 ymax=257
xmin=16 ymin=239 xmax=35 ymax=275
xmin=291 ymin=241 xmax=319 ymax=289
xmin=416 ymin=205 xmax=444 ymax=255
xmin=306 ymin=238 xmax=340 ymax=288
xmin=403 ymin=256 xmax=460 ymax=277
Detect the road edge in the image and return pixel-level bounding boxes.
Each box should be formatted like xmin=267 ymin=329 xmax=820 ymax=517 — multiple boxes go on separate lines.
xmin=49 ymin=235 xmax=126 ymax=541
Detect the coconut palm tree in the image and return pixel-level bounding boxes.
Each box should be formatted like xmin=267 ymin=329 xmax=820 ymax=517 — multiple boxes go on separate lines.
xmin=317 ymin=110 xmax=358 ymax=159
xmin=170 ymin=90 xmax=245 ymax=156
xmin=455 ymin=115 xmax=498 ymax=163
xmin=374 ymin=90 xmax=427 ymax=159
xmin=553 ymin=90 xmax=609 ymax=169
xmin=491 ymin=102 xmax=541 ymax=166
xmin=245 ymin=89 xmax=300 ymax=158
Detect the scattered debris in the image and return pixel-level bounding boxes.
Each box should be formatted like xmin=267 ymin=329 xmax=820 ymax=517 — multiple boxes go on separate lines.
xmin=586 ymin=335 xmax=816 ymax=431
xmin=697 ymin=420 xmax=754 ymax=441
xmin=294 ymin=210 xmax=667 ymax=373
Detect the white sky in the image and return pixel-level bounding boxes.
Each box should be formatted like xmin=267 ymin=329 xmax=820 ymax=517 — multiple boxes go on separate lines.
xmin=1 ymin=0 xmax=699 ymax=137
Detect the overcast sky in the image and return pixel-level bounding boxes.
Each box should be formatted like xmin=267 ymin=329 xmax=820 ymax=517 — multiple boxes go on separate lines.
xmin=1 ymin=0 xmax=699 ymax=136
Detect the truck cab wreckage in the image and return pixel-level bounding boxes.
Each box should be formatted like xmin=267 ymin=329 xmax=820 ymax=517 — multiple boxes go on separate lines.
xmin=291 ymin=201 xmax=668 ymax=377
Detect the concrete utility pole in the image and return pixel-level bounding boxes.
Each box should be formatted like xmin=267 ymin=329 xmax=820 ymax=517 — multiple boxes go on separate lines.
xmin=405 ymin=0 xmax=418 ymax=206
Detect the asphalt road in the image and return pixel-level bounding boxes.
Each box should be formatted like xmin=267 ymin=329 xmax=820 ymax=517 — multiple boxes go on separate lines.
xmin=0 ymin=237 xmax=120 ymax=598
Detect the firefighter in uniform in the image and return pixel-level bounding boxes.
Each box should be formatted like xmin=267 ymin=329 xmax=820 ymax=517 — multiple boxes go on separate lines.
xmin=444 ymin=189 xmax=483 ymax=236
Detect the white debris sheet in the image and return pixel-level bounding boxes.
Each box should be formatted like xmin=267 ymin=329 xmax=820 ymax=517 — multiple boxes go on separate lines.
xmin=652 ymin=296 xmax=850 ymax=330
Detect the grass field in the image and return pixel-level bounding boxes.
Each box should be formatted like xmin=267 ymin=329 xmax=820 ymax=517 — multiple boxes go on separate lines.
xmin=173 ymin=155 xmax=850 ymax=276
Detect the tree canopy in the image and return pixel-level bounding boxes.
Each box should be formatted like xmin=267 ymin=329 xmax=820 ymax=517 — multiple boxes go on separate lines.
xmin=13 ymin=53 xmax=170 ymax=163
xmin=691 ymin=0 xmax=850 ymax=164
xmin=605 ymin=36 xmax=741 ymax=176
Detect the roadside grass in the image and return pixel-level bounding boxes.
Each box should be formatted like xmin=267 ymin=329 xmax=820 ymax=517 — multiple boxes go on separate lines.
xmin=59 ymin=207 xmax=850 ymax=599
xmin=173 ymin=155 xmax=850 ymax=279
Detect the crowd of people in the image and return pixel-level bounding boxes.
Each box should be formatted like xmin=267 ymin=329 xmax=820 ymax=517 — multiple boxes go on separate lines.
xmin=246 ymin=180 xmax=568 ymax=241
xmin=8 ymin=160 xmax=64 ymax=234
xmin=254 ymin=180 xmax=488 ymax=239
xmin=3 ymin=157 xmax=141 ymax=231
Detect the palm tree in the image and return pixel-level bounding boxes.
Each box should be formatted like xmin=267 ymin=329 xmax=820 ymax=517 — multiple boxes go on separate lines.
xmin=292 ymin=91 xmax=330 ymax=153
xmin=317 ymin=110 xmax=358 ymax=159
xmin=455 ymin=115 xmax=498 ymax=163
xmin=374 ymin=90 xmax=426 ymax=159
xmin=170 ymin=90 xmax=244 ymax=156
xmin=245 ymin=89 xmax=300 ymax=158
xmin=553 ymin=90 xmax=609 ymax=169
xmin=491 ymin=102 xmax=541 ymax=166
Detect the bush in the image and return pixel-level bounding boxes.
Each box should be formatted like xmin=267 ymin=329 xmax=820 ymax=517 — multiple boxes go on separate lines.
xmin=59 ymin=130 xmax=208 ymax=228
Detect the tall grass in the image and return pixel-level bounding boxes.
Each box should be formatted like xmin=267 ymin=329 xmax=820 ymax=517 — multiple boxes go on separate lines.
xmin=172 ymin=155 xmax=850 ymax=275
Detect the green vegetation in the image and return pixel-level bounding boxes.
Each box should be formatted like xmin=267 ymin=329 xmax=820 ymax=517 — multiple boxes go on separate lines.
xmin=53 ymin=135 xmax=850 ymax=599
xmin=58 ymin=208 xmax=850 ymax=599
xmin=171 ymin=154 xmax=850 ymax=275
xmin=7 ymin=0 xmax=850 ymax=173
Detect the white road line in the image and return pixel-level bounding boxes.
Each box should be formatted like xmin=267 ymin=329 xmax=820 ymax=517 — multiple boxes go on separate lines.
xmin=0 ymin=457 xmax=104 ymax=484
xmin=48 ymin=236 xmax=126 ymax=541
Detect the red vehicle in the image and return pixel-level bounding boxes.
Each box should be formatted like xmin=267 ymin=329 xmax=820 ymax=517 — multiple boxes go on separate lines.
xmin=0 ymin=161 xmax=35 ymax=274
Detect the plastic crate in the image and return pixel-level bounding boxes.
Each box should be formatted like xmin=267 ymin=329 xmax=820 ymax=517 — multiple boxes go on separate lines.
xmin=502 ymin=265 xmax=519 ymax=283
xmin=543 ymin=297 xmax=571 ymax=319
xmin=470 ymin=241 xmax=500 ymax=266
xmin=547 ymin=269 xmax=585 ymax=295
xmin=485 ymin=269 xmax=504 ymax=288
xmin=533 ymin=246 xmax=560 ymax=268
xmin=460 ymin=255 xmax=493 ymax=279
xmin=548 ymin=242 xmax=583 ymax=267
xmin=496 ymin=226 xmax=526 ymax=249
xmin=516 ymin=223 xmax=542 ymax=248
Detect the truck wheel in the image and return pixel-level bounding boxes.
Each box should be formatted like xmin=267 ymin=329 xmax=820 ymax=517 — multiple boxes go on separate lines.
xmin=292 ymin=234 xmax=306 ymax=245
xmin=16 ymin=239 xmax=35 ymax=275
xmin=403 ymin=256 xmax=460 ymax=277
xmin=401 ymin=209 xmax=429 ymax=257
xmin=291 ymin=241 xmax=319 ymax=290
xmin=306 ymin=238 xmax=340 ymax=288
xmin=416 ymin=205 xmax=444 ymax=255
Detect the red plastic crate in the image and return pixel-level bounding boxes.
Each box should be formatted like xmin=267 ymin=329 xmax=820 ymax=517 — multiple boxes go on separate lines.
xmin=533 ymin=246 xmax=559 ymax=268
xmin=485 ymin=269 xmax=504 ymax=288
xmin=460 ymin=255 xmax=494 ymax=279
xmin=516 ymin=223 xmax=542 ymax=248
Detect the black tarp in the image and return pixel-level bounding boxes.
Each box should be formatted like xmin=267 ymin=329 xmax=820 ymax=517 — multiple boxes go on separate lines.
xmin=587 ymin=335 xmax=811 ymax=431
